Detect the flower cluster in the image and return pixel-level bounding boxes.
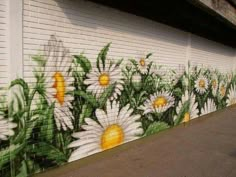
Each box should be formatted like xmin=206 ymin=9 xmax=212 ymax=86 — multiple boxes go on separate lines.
xmin=1 ymin=35 xmax=236 ymax=176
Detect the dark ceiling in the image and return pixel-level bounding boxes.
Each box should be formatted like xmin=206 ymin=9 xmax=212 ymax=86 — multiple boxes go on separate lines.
xmin=89 ymin=0 xmax=236 ymax=48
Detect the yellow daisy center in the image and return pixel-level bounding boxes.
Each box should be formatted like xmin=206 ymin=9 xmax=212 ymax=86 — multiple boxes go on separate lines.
xmin=139 ymin=58 xmax=145 ymax=66
xmin=101 ymin=124 xmax=124 ymax=150
xmin=183 ymin=112 xmax=190 ymax=123
xmin=220 ymin=85 xmax=226 ymax=97
xmin=153 ymin=96 xmax=167 ymax=108
xmin=53 ymin=72 xmax=65 ymax=106
xmin=99 ymin=73 xmax=110 ymax=87
xmin=199 ymin=79 xmax=205 ymax=88
xmin=212 ymin=80 xmax=217 ymax=89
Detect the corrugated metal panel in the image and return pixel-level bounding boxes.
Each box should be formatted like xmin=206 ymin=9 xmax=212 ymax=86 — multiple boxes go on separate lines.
xmin=23 ymin=0 xmax=188 ymax=84
xmin=191 ymin=35 xmax=235 ymax=72
xmin=0 ymin=0 xmax=8 ymax=92
xmin=0 ymin=0 xmax=8 ymax=112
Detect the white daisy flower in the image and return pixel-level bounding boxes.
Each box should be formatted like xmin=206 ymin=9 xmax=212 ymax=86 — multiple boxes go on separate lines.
xmin=68 ymin=101 xmax=143 ymax=162
xmin=84 ymin=59 xmax=123 ymax=100
xmin=211 ymin=75 xmax=218 ymax=97
xmin=0 ymin=115 xmax=17 ymax=141
xmin=194 ymin=75 xmax=209 ymax=94
xmin=136 ymin=56 xmax=150 ymax=74
xmin=226 ymin=85 xmax=236 ymax=106
xmin=201 ymin=98 xmax=216 ymax=116
xmin=219 ymin=81 xmax=227 ymax=99
xmin=44 ymin=35 xmax=75 ymax=130
xmin=174 ymin=91 xmax=199 ymax=123
xmin=140 ymin=91 xmax=175 ymax=114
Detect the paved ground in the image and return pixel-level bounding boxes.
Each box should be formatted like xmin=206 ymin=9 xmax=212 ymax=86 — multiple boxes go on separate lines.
xmin=34 ymin=105 xmax=236 ymax=177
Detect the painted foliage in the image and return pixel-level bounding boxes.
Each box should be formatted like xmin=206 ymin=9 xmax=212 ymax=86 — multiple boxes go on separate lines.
xmin=0 ymin=35 xmax=236 ymax=176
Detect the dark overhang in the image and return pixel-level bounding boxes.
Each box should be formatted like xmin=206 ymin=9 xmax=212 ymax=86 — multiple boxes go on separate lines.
xmin=88 ymin=0 xmax=236 ymax=48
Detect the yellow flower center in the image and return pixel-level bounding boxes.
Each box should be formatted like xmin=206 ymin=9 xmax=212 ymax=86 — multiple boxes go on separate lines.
xmin=152 ymin=96 xmax=167 ymax=108
xmin=183 ymin=112 xmax=190 ymax=123
xmin=139 ymin=58 xmax=145 ymax=66
xmin=199 ymin=79 xmax=205 ymax=88
xmin=220 ymin=85 xmax=226 ymax=97
xmin=99 ymin=73 xmax=110 ymax=87
xmin=101 ymin=124 xmax=124 ymax=150
xmin=212 ymin=80 xmax=217 ymax=89
xmin=53 ymin=72 xmax=65 ymax=106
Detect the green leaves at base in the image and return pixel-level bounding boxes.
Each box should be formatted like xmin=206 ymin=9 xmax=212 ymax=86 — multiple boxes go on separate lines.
xmin=30 ymin=142 xmax=67 ymax=164
xmin=0 ymin=144 xmax=23 ymax=168
xmin=144 ymin=122 xmax=170 ymax=136
xmin=16 ymin=161 xmax=27 ymax=177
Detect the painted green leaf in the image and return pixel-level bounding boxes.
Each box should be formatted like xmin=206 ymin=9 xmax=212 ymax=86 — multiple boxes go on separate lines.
xmin=146 ymin=53 xmax=152 ymax=59
xmin=144 ymin=122 xmax=170 ymax=136
xmin=173 ymin=88 xmax=183 ymax=98
xmin=10 ymin=79 xmax=30 ymax=104
xmin=31 ymin=142 xmax=67 ymax=164
xmin=99 ymin=84 xmax=115 ymax=108
xmin=97 ymin=43 xmax=111 ymax=71
xmin=0 ymin=144 xmax=23 ymax=168
xmin=40 ymin=105 xmax=54 ymax=142
xmin=74 ymin=90 xmax=98 ymax=107
xmin=16 ymin=161 xmax=28 ymax=177
xmin=174 ymin=100 xmax=190 ymax=126
xmin=79 ymin=104 xmax=93 ymax=126
xmin=74 ymin=54 xmax=92 ymax=73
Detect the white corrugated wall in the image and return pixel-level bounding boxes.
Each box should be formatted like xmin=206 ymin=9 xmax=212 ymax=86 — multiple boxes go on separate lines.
xmin=191 ymin=35 xmax=235 ymax=72
xmin=0 ymin=0 xmax=8 ymax=93
xmin=22 ymin=0 xmax=236 ymax=84
xmin=23 ymin=0 xmax=189 ymax=84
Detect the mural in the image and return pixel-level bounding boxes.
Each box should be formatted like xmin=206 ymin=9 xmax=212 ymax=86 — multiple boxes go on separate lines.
xmin=0 ymin=35 xmax=236 ymax=176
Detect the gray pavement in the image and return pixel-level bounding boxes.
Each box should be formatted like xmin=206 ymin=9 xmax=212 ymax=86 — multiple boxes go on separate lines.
xmin=34 ymin=105 xmax=236 ymax=177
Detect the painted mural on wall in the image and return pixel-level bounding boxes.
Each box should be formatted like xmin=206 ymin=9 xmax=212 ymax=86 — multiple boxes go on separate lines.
xmin=0 ymin=35 xmax=236 ymax=176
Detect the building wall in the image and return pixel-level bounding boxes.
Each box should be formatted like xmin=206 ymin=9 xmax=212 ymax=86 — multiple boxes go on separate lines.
xmin=0 ymin=0 xmax=8 ymax=91
xmin=0 ymin=0 xmax=236 ymax=176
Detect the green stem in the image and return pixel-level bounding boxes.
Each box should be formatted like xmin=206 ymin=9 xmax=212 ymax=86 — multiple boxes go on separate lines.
xmin=26 ymin=89 xmax=37 ymax=121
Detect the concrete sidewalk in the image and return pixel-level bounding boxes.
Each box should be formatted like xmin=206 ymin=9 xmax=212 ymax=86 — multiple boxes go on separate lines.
xmin=34 ymin=106 xmax=236 ymax=177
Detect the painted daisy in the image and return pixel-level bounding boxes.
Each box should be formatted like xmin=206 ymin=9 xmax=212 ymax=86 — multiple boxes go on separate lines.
xmin=44 ymin=35 xmax=75 ymax=130
xmin=226 ymin=85 xmax=236 ymax=106
xmin=140 ymin=91 xmax=175 ymax=114
xmin=211 ymin=75 xmax=218 ymax=97
xmin=0 ymin=114 xmax=17 ymax=141
xmin=84 ymin=59 xmax=124 ymax=100
xmin=136 ymin=55 xmax=150 ymax=74
xmin=174 ymin=91 xmax=199 ymax=123
xmin=68 ymin=101 xmax=143 ymax=162
xmin=194 ymin=75 xmax=209 ymax=94
xmin=201 ymin=98 xmax=216 ymax=116
xmin=219 ymin=81 xmax=227 ymax=98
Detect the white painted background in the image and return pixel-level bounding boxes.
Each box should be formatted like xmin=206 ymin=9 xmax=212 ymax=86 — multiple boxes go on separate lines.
xmin=22 ymin=0 xmax=235 ymax=84
xmin=0 ymin=0 xmax=8 ymax=93
xmin=0 ymin=0 xmax=235 ymax=90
